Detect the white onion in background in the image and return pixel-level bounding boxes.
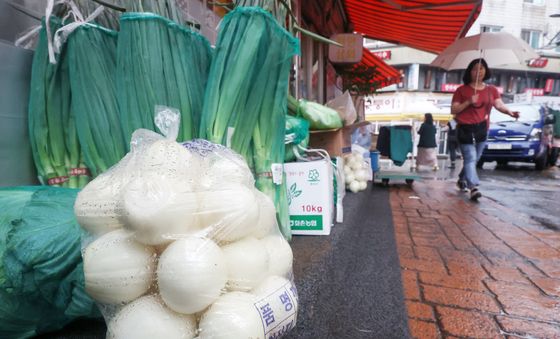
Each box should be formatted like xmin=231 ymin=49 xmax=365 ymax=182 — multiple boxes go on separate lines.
xmin=343 ymin=152 xmax=370 ymax=193
xmin=107 ymin=295 xmax=197 ymax=339
xmin=355 ymin=169 xmax=369 ymax=181
xmin=157 ymin=237 xmax=227 ymax=314
xmin=83 ymin=229 xmax=156 ymax=304
xmin=349 ymin=180 xmax=361 ymax=193
xmin=222 ymin=237 xmax=269 ymax=292
xmin=359 ymin=181 xmax=368 ymax=190
xmin=198 ymin=292 xmax=264 ymax=339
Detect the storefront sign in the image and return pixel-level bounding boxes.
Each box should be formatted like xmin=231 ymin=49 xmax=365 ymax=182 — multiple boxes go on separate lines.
xmin=525 ymin=88 xmax=544 ymax=96
xmin=441 ymin=83 xmax=461 ymax=92
xmin=364 ymin=92 xmax=452 ymax=117
xmin=440 ymin=83 xmax=503 ymax=94
xmin=528 ymin=58 xmax=548 ymax=68
xmin=328 ymin=33 xmax=363 ymax=64
xmin=372 ymin=50 xmax=392 ymax=60
xmin=545 ymin=79 xmax=555 ymax=93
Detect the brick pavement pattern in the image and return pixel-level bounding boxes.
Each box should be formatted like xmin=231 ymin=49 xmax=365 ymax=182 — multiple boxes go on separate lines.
xmin=390 ymin=180 xmax=560 ymax=339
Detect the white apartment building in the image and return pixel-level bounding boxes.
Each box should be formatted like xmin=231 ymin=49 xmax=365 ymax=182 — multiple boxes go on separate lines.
xmin=365 ymin=0 xmax=560 ymax=118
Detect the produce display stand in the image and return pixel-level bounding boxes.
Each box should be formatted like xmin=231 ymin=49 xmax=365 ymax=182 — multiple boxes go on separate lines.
xmin=376 ymin=169 xmax=420 ymax=187
xmin=373 ymin=121 xmax=421 ymax=187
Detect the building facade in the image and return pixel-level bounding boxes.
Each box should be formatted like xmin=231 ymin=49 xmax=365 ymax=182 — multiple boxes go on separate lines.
xmin=366 ymin=0 xmax=560 ymax=111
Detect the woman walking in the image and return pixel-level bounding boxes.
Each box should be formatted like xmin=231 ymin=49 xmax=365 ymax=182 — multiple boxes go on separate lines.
xmin=416 ymin=113 xmax=439 ymax=171
xmin=451 ymin=58 xmax=519 ymax=201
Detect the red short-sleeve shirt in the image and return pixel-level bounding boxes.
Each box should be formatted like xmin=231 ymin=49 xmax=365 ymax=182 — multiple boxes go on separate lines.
xmin=452 ymin=85 xmax=500 ymax=125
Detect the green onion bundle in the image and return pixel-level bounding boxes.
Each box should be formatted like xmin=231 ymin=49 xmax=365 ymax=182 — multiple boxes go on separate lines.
xmin=200 ymin=7 xmax=298 ymax=239
xmin=233 ymin=0 xmax=289 ymax=27
xmin=28 ymin=18 xmax=72 ymax=187
xmin=116 ymin=12 xmax=212 ymax=145
xmin=67 ymin=24 xmax=125 ymax=178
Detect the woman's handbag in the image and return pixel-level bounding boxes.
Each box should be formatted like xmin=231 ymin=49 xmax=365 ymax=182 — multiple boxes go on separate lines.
xmin=457 ymin=120 xmax=488 ymax=144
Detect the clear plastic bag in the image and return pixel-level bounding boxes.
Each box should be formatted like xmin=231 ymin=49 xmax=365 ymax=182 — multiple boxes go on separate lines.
xmin=74 ymin=107 xmax=298 ymax=339
xmin=343 ymin=149 xmax=371 ymax=193
xmin=326 ymin=90 xmax=357 ymax=126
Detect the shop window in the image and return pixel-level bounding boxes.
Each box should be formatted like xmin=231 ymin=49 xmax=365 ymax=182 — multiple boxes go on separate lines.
xmin=523 ymin=0 xmax=544 ymax=5
xmin=553 ymin=80 xmax=560 ymax=96
xmin=507 ymin=76 xmax=516 ymax=93
xmin=434 ymin=71 xmax=443 ymax=91
xmin=397 ymin=69 xmax=405 ymax=89
xmin=521 ymin=29 xmax=541 ymax=49
xmin=481 ymin=25 xmax=502 ymax=33
xmin=424 ymin=69 xmax=432 ymax=89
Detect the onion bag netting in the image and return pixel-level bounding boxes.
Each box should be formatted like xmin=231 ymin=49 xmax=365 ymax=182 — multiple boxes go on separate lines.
xmin=74 ymin=109 xmax=298 ymax=338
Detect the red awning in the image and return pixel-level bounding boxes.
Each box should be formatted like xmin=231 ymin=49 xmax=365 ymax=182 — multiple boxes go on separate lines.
xmin=359 ymin=48 xmax=401 ymax=87
xmin=344 ymin=0 xmax=482 ymax=54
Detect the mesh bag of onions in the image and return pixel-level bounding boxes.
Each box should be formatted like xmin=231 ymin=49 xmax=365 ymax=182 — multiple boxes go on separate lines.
xmin=74 ymin=108 xmax=298 ymax=339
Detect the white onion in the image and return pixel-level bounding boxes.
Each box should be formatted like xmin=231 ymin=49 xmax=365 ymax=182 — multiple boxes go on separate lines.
xmin=122 ymin=176 xmax=201 ymax=246
xmin=359 ymin=181 xmax=368 ymax=190
xmin=349 ymin=180 xmax=361 ymax=193
xmin=107 ymin=295 xmax=197 ymax=339
xmin=222 ymin=237 xmax=269 ymax=292
xmin=199 ymin=153 xmax=254 ymax=189
xmin=157 ymin=237 xmax=227 ymax=314
xmin=198 ymin=292 xmax=263 ymax=339
xmin=83 ymin=229 xmax=156 ymax=304
xmin=136 ymin=140 xmax=200 ymax=186
xmin=355 ymin=169 xmax=369 ymax=182
xmin=253 ymin=275 xmax=298 ymax=302
xmin=198 ymin=185 xmax=260 ymax=243
xmin=252 ymin=190 xmax=277 ymax=239
xmin=344 ymin=173 xmax=355 ymax=184
xmin=74 ymin=153 xmax=135 ymax=235
xmin=261 ymin=235 xmax=293 ymax=278
xmin=354 ymin=153 xmax=364 ymax=162
xmin=343 ymin=165 xmax=352 ymax=175
xmin=350 ymin=160 xmax=363 ymax=170
xmin=251 ymin=276 xmax=299 ymax=337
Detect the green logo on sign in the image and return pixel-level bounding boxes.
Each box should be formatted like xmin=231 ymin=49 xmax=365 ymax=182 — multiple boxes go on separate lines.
xmin=290 ymin=215 xmax=323 ymax=231
xmin=308 ymin=169 xmax=320 ymax=183
xmin=287 ymin=183 xmax=302 ymax=205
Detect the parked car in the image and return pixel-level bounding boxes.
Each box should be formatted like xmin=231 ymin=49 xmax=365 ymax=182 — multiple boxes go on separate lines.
xmin=478 ymin=103 xmax=555 ymax=170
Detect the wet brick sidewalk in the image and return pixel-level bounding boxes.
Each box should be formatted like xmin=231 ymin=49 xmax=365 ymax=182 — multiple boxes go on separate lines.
xmin=390 ymin=180 xmax=560 ymax=338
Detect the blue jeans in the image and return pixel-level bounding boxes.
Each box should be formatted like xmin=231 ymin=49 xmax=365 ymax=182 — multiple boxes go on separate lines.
xmin=459 ymin=141 xmax=486 ymax=189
